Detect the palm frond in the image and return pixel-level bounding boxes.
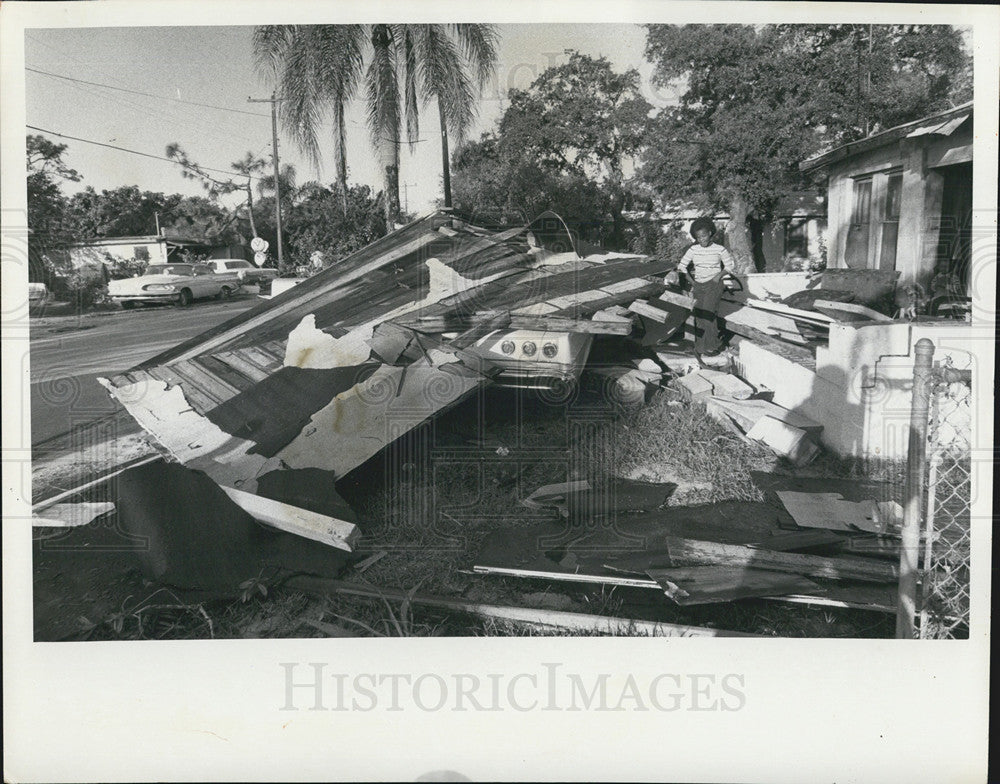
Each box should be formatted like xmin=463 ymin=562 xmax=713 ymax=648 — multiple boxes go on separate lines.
xmin=251 ymin=25 xmax=296 ymax=75
xmin=451 ymin=23 xmax=500 ymax=88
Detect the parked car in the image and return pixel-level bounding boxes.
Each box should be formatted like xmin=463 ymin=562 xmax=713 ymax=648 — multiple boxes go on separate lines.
xmin=108 ymin=263 xmax=239 ymax=308
xmin=28 ymin=282 xmax=51 ymax=306
xmin=205 ymin=259 xmax=278 ymax=287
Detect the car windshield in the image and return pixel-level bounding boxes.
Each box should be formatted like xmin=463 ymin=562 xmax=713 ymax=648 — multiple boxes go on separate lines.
xmin=146 ymin=264 xmax=193 ymax=276
xmin=225 ymin=261 xmax=250 ymax=269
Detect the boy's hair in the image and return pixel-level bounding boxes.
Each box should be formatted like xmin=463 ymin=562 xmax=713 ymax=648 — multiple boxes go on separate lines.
xmin=689 ymin=217 xmax=717 ymax=238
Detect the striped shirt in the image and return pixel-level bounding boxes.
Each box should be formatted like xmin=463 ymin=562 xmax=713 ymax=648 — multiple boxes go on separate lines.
xmin=679 ymin=242 xmax=736 ymax=283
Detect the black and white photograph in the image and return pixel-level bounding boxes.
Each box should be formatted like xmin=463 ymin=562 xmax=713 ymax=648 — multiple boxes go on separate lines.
xmin=3 ymin=1 xmax=996 ymax=781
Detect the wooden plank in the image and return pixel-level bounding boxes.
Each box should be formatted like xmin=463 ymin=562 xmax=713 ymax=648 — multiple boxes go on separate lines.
xmin=508 ymin=314 xmax=633 ymax=335
xmin=220 ymin=485 xmax=360 ymax=552
xmin=285 ymin=576 xmax=757 ymax=637
xmin=32 ymin=454 xmax=163 ymax=510
xmin=776 ymin=490 xmax=884 ymax=533
xmin=241 ymin=345 xmax=284 ymax=374
xmin=706 ymin=396 xmax=824 ymax=436
xmin=213 ymin=351 xmax=271 ymax=383
xmin=662 ymin=535 xmax=898 ymax=583
xmin=745 ymin=298 xmax=834 ymax=325
xmin=167 ymin=359 xmax=242 ymax=404
xmin=675 ymin=371 xmax=714 ymax=400
xmin=471 ymin=562 xmax=896 ymax=613
xmin=813 ymin=299 xmax=894 ymax=323
xmin=746 ymin=416 xmax=819 ymax=466
xmin=472 ymin=564 xmax=661 ymax=589
xmin=657 ymin=288 xmax=697 ymax=310
xmin=191 ymin=355 xmax=258 ymax=393
xmin=748 ymin=529 xmax=849 ymax=551
xmin=32 ymin=502 xmax=116 ymax=528
xmin=696 ymin=369 xmax=753 ymax=400
xmin=646 ymin=566 xmax=822 ymax=606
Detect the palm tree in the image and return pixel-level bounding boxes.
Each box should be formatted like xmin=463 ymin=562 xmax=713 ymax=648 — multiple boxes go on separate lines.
xmin=252 ymin=24 xmax=498 ymax=224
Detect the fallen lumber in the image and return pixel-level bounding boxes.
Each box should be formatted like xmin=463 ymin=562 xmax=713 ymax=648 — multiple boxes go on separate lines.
xmin=508 ymin=314 xmax=633 ymax=335
xmin=706 ymin=396 xmax=823 ymax=437
xmin=675 ymin=371 xmax=714 ymax=400
xmin=746 ymin=416 xmax=819 ymax=466
xmin=813 ymin=299 xmax=894 ymax=324
xmin=695 ymin=368 xmax=753 ymax=400
xmin=221 ymin=486 xmax=360 ymax=552
xmin=646 ymin=566 xmax=821 ymax=606
xmin=745 ymin=298 xmax=834 ymax=326
xmin=32 ymin=502 xmax=115 ymax=528
xmin=661 ymin=535 xmax=898 ymax=583
xmin=32 ymin=453 xmax=162 ymax=511
xmin=470 ymin=563 xmax=895 ymax=613
xmin=285 ymin=576 xmax=755 ymax=637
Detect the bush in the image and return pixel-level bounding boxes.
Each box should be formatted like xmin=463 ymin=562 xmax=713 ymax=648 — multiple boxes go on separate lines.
xmin=64 ymin=269 xmax=110 ymax=310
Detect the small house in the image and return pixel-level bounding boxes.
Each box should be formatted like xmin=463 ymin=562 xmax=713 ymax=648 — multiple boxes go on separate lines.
xmin=800 ymin=102 xmax=973 ymax=293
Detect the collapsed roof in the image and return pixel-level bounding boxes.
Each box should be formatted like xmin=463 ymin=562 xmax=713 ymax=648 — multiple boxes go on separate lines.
xmin=99 ymin=210 xmax=670 ymax=493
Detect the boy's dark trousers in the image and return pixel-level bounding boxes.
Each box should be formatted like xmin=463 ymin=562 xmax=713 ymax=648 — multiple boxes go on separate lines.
xmin=690 ymin=275 xmax=724 ymax=354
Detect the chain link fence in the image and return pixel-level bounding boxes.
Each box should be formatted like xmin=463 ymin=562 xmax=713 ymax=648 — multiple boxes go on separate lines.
xmin=917 ymin=352 xmax=972 ymax=639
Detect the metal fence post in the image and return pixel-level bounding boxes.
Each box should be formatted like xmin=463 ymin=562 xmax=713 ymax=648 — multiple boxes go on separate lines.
xmin=896 ymin=337 xmax=935 ymax=639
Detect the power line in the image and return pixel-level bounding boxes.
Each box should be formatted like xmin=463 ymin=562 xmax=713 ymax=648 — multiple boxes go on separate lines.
xmin=25 ymin=124 xmax=263 ymax=181
xmin=26 ymin=66 xmax=270 ymax=119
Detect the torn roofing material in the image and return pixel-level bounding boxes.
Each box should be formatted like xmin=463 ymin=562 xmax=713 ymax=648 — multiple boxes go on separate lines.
xmin=100 ymin=211 xmax=670 ymax=490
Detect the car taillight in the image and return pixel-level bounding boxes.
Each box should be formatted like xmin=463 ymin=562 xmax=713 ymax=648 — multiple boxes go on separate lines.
xmin=521 ymin=341 xmax=537 ymax=357
xmin=501 ymin=340 xmax=516 ymax=355
xmin=542 ymin=342 xmax=558 ymax=358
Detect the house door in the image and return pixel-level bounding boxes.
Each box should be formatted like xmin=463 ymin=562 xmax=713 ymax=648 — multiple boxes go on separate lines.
xmin=844 ymin=177 xmax=872 ymax=268
xmin=936 ymin=162 xmax=973 ymax=294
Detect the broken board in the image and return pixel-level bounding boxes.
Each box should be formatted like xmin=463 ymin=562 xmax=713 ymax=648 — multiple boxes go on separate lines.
xmin=646 ymin=566 xmax=822 ymax=606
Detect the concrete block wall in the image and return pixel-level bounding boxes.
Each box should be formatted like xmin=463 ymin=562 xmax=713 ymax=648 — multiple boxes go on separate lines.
xmin=738 ymin=321 xmax=975 ymax=460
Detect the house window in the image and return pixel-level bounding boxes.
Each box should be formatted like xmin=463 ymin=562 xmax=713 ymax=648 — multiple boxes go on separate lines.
xmin=878 ymin=171 xmax=902 ymax=270
xmin=843 ymin=170 xmax=903 ymax=270
xmin=785 ymin=218 xmax=809 ymax=259
xmin=845 ymin=177 xmax=872 ymax=268
xmin=133 ymin=246 xmax=150 ymax=262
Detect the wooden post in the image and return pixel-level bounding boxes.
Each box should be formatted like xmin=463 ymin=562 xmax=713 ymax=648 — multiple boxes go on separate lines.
xmin=896 ymin=337 xmax=935 ymax=638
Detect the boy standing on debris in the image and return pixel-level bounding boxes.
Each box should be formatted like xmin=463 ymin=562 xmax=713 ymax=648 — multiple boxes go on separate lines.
xmin=666 ymin=217 xmax=735 ymax=358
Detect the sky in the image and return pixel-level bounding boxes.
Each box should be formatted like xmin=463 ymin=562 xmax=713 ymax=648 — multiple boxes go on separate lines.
xmin=24 ymin=24 xmax=670 ymax=221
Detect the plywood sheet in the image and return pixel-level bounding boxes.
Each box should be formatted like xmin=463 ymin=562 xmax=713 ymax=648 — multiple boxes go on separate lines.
xmin=775 ymin=490 xmax=883 ymax=533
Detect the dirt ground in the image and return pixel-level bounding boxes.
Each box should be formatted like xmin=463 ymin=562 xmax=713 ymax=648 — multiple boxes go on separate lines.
xmin=31 ymin=375 xmax=902 ymax=641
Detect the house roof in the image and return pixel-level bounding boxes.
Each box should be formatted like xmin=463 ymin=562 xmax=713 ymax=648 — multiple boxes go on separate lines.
xmin=799 ymin=101 xmax=973 ymax=173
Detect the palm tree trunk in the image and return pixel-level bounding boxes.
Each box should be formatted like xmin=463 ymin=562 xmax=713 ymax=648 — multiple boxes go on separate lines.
xmin=380 ymin=136 xmax=401 ymax=225
xmin=438 ymin=98 xmax=452 ymax=209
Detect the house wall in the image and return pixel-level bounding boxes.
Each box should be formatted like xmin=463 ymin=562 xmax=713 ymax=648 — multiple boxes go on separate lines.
xmin=737 ymin=320 xmax=974 ymax=459
xmin=69 ymin=239 xmax=168 ymax=270
xmin=824 ymin=122 xmax=972 ymax=289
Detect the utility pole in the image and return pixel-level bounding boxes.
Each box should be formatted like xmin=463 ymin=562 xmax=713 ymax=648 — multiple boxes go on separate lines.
xmin=248 ymin=92 xmax=285 ymax=268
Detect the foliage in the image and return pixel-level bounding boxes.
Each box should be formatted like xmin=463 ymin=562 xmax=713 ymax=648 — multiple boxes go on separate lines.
xmin=639 ymin=24 xmax=972 ymax=270
xmin=26 ymin=135 xmax=81 ymax=282
xmin=452 ymin=52 xmax=651 ymax=249
xmin=252 ymin=24 xmax=499 ymax=223
xmin=63 ymin=268 xmax=110 ymax=310
xmin=283 ymin=182 xmax=386 ymax=267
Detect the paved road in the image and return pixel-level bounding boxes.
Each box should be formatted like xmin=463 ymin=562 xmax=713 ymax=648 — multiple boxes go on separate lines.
xmin=28 ymin=297 xmax=260 ymax=447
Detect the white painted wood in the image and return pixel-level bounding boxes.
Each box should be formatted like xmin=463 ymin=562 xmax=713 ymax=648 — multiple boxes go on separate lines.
xmin=32 ymin=502 xmax=115 ymax=528
xmin=221 ymin=486 xmax=360 ymax=552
